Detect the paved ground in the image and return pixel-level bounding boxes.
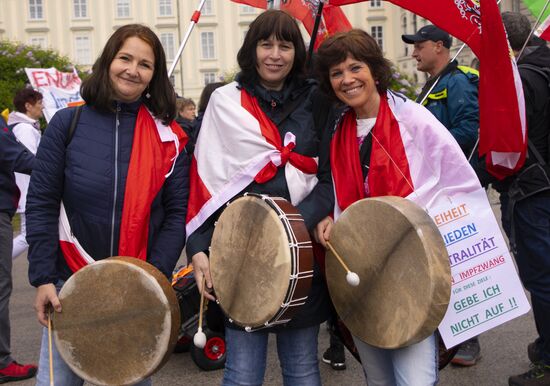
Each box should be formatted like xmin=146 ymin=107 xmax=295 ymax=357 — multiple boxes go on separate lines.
xmin=7 ymin=190 xmax=539 ymax=385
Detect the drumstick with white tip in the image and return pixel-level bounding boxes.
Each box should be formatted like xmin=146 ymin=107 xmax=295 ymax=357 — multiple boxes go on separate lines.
xmin=47 ymin=309 xmax=54 ymax=386
xmin=326 ymin=241 xmax=360 ymax=286
xmin=193 ymin=276 xmax=207 ymax=349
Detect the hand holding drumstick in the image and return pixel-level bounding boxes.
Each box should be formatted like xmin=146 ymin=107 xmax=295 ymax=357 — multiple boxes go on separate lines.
xmin=314 ymin=216 xmax=360 ymax=286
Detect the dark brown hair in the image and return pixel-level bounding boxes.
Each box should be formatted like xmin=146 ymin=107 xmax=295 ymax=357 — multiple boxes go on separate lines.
xmin=176 ymin=97 xmax=195 ymax=112
xmin=237 ymin=10 xmax=306 ymax=86
xmin=197 ymin=82 xmax=226 ymax=113
xmin=13 ymin=88 xmax=43 ymax=113
xmin=81 ymin=24 xmax=176 ymax=124
xmin=316 ymin=29 xmax=393 ymax=100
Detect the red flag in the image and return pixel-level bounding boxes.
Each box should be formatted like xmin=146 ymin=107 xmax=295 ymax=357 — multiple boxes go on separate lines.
xmin=231 ymin=0 xmax=351 ymax=50
xmin=327 ymin=0 xmax=527 ymax=179
xmin=536 ymin=14 xmax=550 ymax=41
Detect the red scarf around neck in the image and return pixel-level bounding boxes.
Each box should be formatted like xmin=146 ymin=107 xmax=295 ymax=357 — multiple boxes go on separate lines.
xmin=331 ymin=94 xmax=414 ymax=212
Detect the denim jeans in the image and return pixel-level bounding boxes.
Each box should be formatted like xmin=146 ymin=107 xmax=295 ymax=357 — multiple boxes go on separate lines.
xmin=353 ymin=333 xmax=438 ymax=386
xmin=35 ymin=281 xmax=153 ymax=386
xmin=222 ymin=324 xmax=321 ymax=386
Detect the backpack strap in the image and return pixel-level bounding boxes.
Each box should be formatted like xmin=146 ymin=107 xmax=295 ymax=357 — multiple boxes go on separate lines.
xmin=66 ymin=105 xmax=83 ymax=147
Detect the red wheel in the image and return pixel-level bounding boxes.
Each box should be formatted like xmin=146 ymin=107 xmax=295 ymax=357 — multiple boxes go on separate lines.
xmin=191 ymin=330 xmax=226 ymax=371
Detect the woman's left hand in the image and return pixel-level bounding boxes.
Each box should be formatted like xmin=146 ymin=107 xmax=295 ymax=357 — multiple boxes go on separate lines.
xmin=313 ymin=216 xmax=334 ymax=248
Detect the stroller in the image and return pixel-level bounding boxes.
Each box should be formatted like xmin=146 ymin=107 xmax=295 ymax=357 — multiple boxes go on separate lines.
xmin=171 ymin=265 xmax=226 ymax=371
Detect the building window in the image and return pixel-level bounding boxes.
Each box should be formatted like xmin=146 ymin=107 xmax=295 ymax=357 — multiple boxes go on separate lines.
xmin=512 ymin=0 xmax=520 ymax=12
xmin=204 ymin=72 xmax=217 ymax=85
xmin=412 ymin=14 xmax=418 ymax=33
xmin=240 ymin=5 xmax=256 ymax=14
xmin=371 ymin=25 xmax=383 ymax=51
xmin=160 ymin=32 xmax=176 ymax=61
xmin=159 ymin=0 xmax=173 ymax=16
xmin=75 ymin=35 xmax=92 ymax=65
xmin=369 ymin=0 xmax=381 ymax=8
xmin=116 ymin=0 xmax=131 ymax=18
xmin=29 ymin=36 xmax=47 ymax=48
xmin=200 ymin=31 xmax=215 ymax=59
xmin=73 ymin=0 xmax=88 ymax=18
xmin=202 ymin=0 xmax=214 ymax=15
xmin=29 ymin=0 xmax=44 ymax=20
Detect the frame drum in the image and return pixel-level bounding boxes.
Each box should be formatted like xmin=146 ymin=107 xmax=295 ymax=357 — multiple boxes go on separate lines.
xmin=326 ymin=196 xmax=451 ymax=349
xmin=210 ymin=194 xmax=313 ymax=330
xmin=53 ymin=256 xmax=180 ymax=386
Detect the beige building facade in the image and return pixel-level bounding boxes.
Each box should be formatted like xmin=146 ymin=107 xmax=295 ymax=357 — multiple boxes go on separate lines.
xmin=0 ymin=0 xmax=534 ymax=102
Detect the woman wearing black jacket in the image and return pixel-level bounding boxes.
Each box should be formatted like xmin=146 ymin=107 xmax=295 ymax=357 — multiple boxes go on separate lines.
xmin=186 ymin=10 xmax=333 ymax=386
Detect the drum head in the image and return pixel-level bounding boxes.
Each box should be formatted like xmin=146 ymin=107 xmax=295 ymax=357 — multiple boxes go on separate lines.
xmin=210 ymin=195 xmax=292 ymax=328
xmin=326 ymin=196 xmax=450 ymax=349
xmin=53 ymin=257 xmax=180 ymax=386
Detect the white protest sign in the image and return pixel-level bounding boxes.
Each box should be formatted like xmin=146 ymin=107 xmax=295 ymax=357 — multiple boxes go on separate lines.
xmin=429 ymin=188 xmax=530 ymax=348
xmin=25 ymin=67 xmax=83 ymax=122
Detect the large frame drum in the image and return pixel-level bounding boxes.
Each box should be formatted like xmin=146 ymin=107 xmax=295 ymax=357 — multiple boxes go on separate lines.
xmin=209 ymin=193 xmax=313 ymax=331
xmin=326 ymin=196 xmax=451 ymax=349
xmin=53 ymin=256 xmax=180 ymax=386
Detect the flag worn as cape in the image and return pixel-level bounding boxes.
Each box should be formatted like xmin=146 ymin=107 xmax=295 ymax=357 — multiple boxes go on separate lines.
xmin=327 ymin=0 xmax=527 ymax=179
xmin=186 ymin=82 xmax=318 ymax=237
xmin=231 ymin=0 xmax=351 ymax=49
xmin=331 ymin=91 xmax=481 ymax=218
xmin=59 ymin=106 xmax=186 ymax=272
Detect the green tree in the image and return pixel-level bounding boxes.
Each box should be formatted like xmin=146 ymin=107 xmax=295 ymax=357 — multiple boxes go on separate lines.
xmin=0 ymin=41 xmax=86 ymax=112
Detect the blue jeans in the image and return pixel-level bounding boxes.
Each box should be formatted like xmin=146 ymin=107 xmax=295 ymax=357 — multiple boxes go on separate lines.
xmin=222 ymin=325 xmax=321 ymax=386
xmin=353 ymin=333 xmax=438 ymax=386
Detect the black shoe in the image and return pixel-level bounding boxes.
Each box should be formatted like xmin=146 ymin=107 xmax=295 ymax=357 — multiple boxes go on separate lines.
xmin=322 ymin=345 xmax=346 ymax=371
xmin=528 ymin=340 xmax=543 ymax=365
xmin=451 ymin=338 xmax=481 ymax=366
xmin=508 ymin=363 xmax=550 ymax=386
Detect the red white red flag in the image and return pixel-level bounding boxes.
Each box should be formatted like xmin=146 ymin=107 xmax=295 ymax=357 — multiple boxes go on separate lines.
xmin=327 ymin=0 xmax=527 ymax=179
xmin=536 ymin=14 xmax=550 ymax=41
xmin=231 ymin=0 xmax=351 ymax=49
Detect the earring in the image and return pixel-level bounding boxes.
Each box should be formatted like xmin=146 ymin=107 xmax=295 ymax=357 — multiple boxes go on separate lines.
xmin=375 ymin=80 xmax=380 ymax=85
xmin=145 ymin=87 xmax=151 ymax=99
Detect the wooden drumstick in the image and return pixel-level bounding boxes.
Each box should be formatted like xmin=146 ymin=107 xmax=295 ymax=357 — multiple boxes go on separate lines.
xmin=326 ymin=241 xmax=360 ymax=286
xmin=47 ymin=309 xmax=54 ymax=386
xmin=193 ymin=276 xmax=207 ymax=348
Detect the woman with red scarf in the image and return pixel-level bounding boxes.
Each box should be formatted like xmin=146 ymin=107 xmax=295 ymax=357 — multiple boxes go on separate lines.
xmin=314 ymin=29 xmax=480 ymax=386
xmin=26 ymin=24 xmax=189 ymax=386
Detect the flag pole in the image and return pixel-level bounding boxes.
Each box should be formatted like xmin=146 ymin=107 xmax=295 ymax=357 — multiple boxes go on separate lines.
xmin=168 ymin=0 xmax=207 ymax=78
xmin=307 ymin=1 xmax=326 ymax=69
xmin=517 ymin=0 xmax=550 ymax=60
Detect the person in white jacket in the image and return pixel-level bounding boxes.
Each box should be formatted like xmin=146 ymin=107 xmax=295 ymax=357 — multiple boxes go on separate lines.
xmin=7 ymin=88 xmax=43 ymax=259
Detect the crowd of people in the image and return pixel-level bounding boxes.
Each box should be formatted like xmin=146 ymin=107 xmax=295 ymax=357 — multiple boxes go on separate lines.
xmin=0 ymin=8 xmax=548 ymax=386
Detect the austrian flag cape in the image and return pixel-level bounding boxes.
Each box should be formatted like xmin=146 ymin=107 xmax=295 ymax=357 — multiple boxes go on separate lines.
xmin=186 ymin=82 xmax=318 ymax=236
xmin=332 ymin=92 xmax=481 ymax=218
xmin=59 ymin=106 xmax=187 ymax=272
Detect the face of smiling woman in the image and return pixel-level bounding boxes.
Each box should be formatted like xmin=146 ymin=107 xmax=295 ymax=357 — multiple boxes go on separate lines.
xmin=109 ymin=36 xmax=155 ymax=103
xmin=256 ymin=34 xmax=295 ymax=91
xmin=329 ymin=55 xmax=381 ymax=119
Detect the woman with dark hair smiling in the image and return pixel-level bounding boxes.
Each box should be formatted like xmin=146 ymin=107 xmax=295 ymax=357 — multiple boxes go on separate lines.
xmin=314 ymin=29 xmax=481 ymax=385
xmin=186 ymin=10 xmax=333 ymax=386
xmin=26 ymin=24 xmax=189 ymax=385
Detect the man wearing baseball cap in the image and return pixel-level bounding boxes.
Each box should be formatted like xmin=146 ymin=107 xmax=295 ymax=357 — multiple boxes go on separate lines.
xmin=402 ymin=25 xmax=479 ymax=159
xmin=403 ymin=25 xmax=482 ymax=367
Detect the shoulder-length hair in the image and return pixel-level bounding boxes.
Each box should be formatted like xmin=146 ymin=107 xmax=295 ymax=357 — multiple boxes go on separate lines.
xmin=81 ymin=24 xmax=176 ymax=124
xmin=237 ymin=10 xmax=306 ymax=86
xmin=315 ymin=29 xmax=393 ymax=100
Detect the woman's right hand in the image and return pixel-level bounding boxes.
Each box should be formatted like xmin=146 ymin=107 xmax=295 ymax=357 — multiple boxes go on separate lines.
xmin=192 ymin=252 xmax=216 ymax=301
xmin=313 ymin=216 xmax=334 ymax=248
xmin=34 ymin=283 xmax=62 ymax=327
